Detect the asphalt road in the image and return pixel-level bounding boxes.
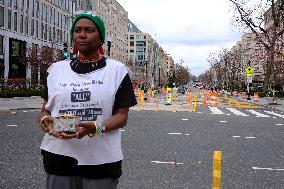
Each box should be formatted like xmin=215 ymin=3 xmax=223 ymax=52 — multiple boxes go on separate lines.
xmin=0 ymin=106 xmax=284 ymax=189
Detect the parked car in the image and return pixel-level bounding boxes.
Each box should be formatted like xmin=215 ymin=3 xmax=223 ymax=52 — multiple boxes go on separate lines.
xmin=177 ymin=87 xmax=185 ymax=94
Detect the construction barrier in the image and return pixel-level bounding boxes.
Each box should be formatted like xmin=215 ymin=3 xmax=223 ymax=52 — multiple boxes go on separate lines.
xmin=187 ymin=93 xmax=193 ymax=112
xmin=212 ymin=151 xmax=222 ymax=189
xmin=173 ymin=94 xmax=177 ymax=112
xmin=193 ymin=94 xmax=198 ymax=112
xmin=203 ymin=90 xmax=210 ymax=106
xmin=209 ymin=92 xmax=218 ymax=107
xmin=166 ymin=88 xmax=172 ymax=104
xmin=253 ymin=92 xmax=259 ymax=102
xmin=241 ymin=92 xmax=247 ymax=99
xmin=155 ymin=95 xmax=159 ymax=112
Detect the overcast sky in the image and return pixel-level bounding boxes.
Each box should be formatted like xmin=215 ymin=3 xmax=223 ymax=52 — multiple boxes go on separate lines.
xmin=116 ymin=0 xmax=244 ymax=76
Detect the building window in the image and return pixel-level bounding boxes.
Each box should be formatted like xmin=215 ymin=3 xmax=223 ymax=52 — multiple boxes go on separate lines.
xmin=0 ymin=6 xmax=3 ymax=27
xmin=8 ymin=0 xmax=12 ymax=7
xmin=36 ymin=1 xmax=39 ymax=17
xmin=0 ymin=0 xmax=3 ymax=5
xmin=35 ymin=20 xmax=38 ymax=38
xmin=13 ymin=12 xmax=17 ymax=31
xmin=41 ymin=22 xmax=44 ymax=39
xmin=20 ymin=14 xmax=23 ymax=33
xmin=0 ymin=35 xmax=3 ymax=54
xmin=31 ymin=19 xmax=34 ymax=36
xmin=32 ymin=0 xmax=34 ymax=17
xmin=130 ymin=41 xmax=134 ymax=46
xmin=13 ymin=0 xmax=17 ymax=9
xmin=26 ymin=0 xmax=29 ymax=13
xmin=45 ymin=23 xmax=47 ymax=40
xmin=24 ymin=16 xmax=28 ymax=34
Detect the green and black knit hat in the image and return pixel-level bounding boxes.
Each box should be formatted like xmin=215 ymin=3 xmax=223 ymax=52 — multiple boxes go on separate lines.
xmin=70 ymin=12 xmax=105 ymax=43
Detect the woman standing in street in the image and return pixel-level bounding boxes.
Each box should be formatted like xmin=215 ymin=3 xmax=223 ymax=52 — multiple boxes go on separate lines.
xmin=38 ymin=12 xmax=137 ymax=189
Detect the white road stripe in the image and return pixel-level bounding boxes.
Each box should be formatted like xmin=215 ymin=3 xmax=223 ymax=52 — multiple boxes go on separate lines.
xmin=151 ymin=161 xmax=183 ymax=165
xmin=233 ymin=136 xmax=241 ymax=138
xmin=264 ymin=111 xmax=284 ymax=118
xmin=7 ymin=125 xmax=18 ymax=127
xmin=252 ymin=167 xmax=284 ymax=171
xmin=226 ymin=108 xmax=249 ymax=116
xmin=209 ymin=107 xmax=225 ymax=114
xmin=247 ymin=110 xmax=270 ymax=117
xmin=121 ymin=129 xmax=125 ymax=132
xmin=276 ymin=124 xmax=283 ymax=126
xmin=181 ymin=118 xmax=188 ymax=121
xmin=185 ymin=134 xmax=190 ymax=136
xmin=220 ymin=121 xmax=227 ymax=123
xmin=23 ymin=111 xmax=28 ymax=113
xmin=246 ymin=137 xmax=255 ymax=139
xmin=168 ymin=133 xmax=182 ymax=135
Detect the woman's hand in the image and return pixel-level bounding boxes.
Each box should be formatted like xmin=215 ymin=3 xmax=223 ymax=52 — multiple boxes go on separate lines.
xmin=41 ymin=116 xmax=63 ymax=139
xmin=60 ymin=121 xmax=96 ymax=139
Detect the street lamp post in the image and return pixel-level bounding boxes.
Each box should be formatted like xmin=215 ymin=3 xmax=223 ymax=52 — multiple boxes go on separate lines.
xmin=159 ymin=65 xmax=161 ymax=86
xmin=247 ymin=60 xmax=251 ymax=100
xmin=107 ymin=36 xmax=112 ymax=57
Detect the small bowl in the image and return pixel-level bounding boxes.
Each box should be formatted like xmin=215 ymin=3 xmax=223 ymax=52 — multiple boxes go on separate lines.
xmin=53 ymin=114 xmax=80 ymax=133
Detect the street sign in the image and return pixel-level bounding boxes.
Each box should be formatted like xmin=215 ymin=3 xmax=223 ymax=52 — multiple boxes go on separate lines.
xmin=245 ymin=66 xmax=254 ymax=74
xmin=247 ymin=76 xmax=252 ymax=83
xmin=246 ymin=73 xmax=253 ymax=77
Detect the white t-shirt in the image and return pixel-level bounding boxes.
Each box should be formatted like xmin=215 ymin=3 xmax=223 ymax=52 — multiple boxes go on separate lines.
xmin=40 ymin=58 xmax=128 ymax=165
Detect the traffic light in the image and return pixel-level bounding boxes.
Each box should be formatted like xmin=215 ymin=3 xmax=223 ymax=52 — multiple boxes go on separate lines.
xmin=63 ymin=42 xmax=68 ymax=60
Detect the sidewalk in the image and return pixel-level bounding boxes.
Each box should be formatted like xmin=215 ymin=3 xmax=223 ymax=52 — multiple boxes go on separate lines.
xmin=0 ymin=95 xmax=283 ymax=112
xmin=0 ymin=96 xmax=42 ymax=111
xmin=228 ymin=91 xmax=284 ymax=112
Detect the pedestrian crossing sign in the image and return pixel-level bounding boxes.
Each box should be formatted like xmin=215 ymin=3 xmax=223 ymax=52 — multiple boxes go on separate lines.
xmin=245 ymin=66 xmax=254 ymax=74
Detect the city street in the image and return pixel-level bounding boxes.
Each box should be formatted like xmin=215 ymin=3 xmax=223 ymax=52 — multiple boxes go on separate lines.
xmin=1 ymin=101 xmax=283 ymax=188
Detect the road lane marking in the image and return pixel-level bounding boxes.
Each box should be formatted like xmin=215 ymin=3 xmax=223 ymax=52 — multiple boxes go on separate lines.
xmin=220 ymin=121 xmax=227 ymax=123
xmin=226 ymin=114 xmax=231 ymax=115
xmin=246 ymin=137 xmax=255 ymax=139
xmin=264 ymin=111 xmax=284 ymax=118
xmin=181 ymin=118 xmax=188 ymax=120
xmin=209 ymin=107 xmax=225 ymax=114
xmin=168 ymin=133 xmax=182 ymax=135
xmin=23 ymin=111 xmax=28 ymax=113
xmin=276 ymin=124 xmax=283 ymax=126
xmin=7 ymin=125 xmax=18 ymax=127
xmin=233 ymin=136 xmax=241 ymax=138
xmin=151 ymin=161 xmax=183 ymax=165
xmin=121 ymin=129 xmax=125 ymax=132
xmin=226 ymin=108 xmax=249 ymax=116
xmin=247 ymin=110 xmax=270 ymax=117
xmin=252 ymin=167 xmax=284 ymax=171
xmin=185 ymin=134 xmax=190 ymax=136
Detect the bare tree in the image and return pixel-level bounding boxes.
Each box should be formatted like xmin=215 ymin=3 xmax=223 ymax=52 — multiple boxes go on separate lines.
xmin=174 ymin=60 xmax=192 ymax=86
xmin=229 ymin=0 xmax=284 ymax=91
xmin=25 ymin=42 xmax=63 ymax=86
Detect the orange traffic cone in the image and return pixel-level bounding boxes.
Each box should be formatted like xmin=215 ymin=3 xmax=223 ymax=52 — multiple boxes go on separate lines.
xmin=209 ymin=92 xmax=218 ymax=107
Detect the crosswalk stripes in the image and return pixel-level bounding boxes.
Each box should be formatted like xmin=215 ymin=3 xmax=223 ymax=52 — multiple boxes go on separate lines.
xmin=227 ymin=108 xmax=249 ymax=117
xmin=209 ymin=107 xmax=225 ymax=114
xmin=247 ymin=110 xmax=270 ymax=117
xmin=208 ymin=106 xmax=284 ymax=119
xmin=264 ymin=111 xmax=284 ymax=118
